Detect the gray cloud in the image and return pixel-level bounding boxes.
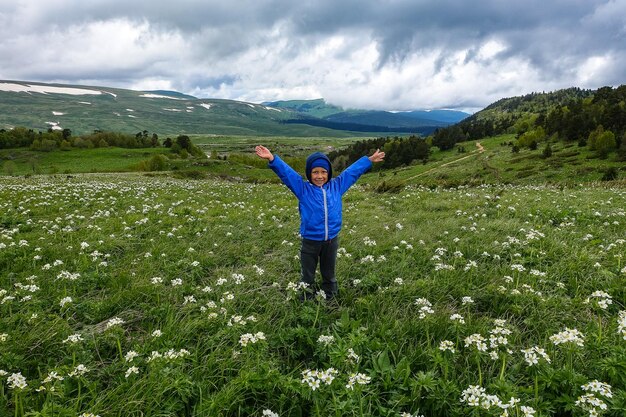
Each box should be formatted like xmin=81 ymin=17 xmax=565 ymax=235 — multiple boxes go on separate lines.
xmin=1 ymin=0 xmax=624 ymax=111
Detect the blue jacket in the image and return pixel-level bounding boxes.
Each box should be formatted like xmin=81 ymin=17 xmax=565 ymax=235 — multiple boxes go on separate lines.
xmin=268 ymin=153 xmax=372 ymax=241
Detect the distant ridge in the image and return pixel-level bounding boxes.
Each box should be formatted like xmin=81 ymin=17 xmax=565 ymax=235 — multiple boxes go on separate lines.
xmin=0 ymin=80 xmax=470 ymax=136
xmin=266 ymin=99 xmax=470 ymax=129
xmin=142 ymin=90 xmax=198 ymax=100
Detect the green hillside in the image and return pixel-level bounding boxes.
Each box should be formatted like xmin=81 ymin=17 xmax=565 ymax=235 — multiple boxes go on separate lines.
xmin=262 ymin=98 xmax=344 ymax=118
xmin=264 ymin=99 xmax=469 ymax=130
xmin=0 ymin=81 xmax=371 ymax=137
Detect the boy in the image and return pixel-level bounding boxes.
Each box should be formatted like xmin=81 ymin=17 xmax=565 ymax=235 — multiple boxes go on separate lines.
xmin=255 ymin=145 xmax=385 ymax=300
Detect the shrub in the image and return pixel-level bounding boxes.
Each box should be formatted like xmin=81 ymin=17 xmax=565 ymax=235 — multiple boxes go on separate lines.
xmin=601 ymin=167 xmax=618 ymax=181
xmin=147 ymin=154 xmax=169 ymax=171
xmin=542 ymin=144 xmax=553 ymax=158
xmin=373 ymin=179 xmax=405 ymax=193
xmin=134 ymin=154 xmax=169 ymax=172
xmin=171 ymin=170 xmax=207 ymax=180
xmin=3 ymin=160 xmax=16 ymax=176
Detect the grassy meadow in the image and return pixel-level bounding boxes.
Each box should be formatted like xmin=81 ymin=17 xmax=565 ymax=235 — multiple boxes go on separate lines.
xmin=1 ymin=163 xmax=625 ymax=416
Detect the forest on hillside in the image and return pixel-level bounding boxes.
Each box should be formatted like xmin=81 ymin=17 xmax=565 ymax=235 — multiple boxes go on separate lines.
xmin=431 ymin=85 xmax=626 ymax=159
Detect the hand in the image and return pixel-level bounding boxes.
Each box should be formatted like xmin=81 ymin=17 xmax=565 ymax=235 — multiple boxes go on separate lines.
xmin=368 ymin=149 xmax=385 ymax=163
xmin=255 ymin=145 xmax=274 ymax=161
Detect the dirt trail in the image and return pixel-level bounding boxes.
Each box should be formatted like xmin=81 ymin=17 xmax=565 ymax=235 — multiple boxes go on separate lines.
xmin=405 ymin=142 xmax=484 ymax=181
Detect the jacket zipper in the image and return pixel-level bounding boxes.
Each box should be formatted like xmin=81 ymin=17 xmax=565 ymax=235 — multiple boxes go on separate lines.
xmin=321 ymin=187 xmax=328 ymax=240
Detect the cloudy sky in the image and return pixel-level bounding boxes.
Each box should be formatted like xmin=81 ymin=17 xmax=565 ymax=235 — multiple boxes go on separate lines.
xmin=1 ymin=0 xmax=625 ymax=112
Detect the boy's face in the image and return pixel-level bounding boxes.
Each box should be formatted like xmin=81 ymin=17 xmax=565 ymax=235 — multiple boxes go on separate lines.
xmin=311 ymin=167 xmax=328 ymax=186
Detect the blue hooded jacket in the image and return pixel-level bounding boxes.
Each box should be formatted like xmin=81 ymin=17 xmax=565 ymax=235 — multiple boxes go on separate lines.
xmin=268 ymin=152 xmax=372 ymax=241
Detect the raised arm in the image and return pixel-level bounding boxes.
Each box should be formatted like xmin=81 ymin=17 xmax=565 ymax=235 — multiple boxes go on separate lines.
xmin=256 ymin=145 xmax=304 ymax=197
xmin=255 ymin=145 xmax=274 ymax=162
xmin=368 ymin=148 xmax=385 ymax=163
xmin=335 ymin=149 xmax=385 ymax=194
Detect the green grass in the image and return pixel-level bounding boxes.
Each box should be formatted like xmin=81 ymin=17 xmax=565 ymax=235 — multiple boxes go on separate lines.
xmin=2 ymin=134 xmax=623 ymax=188
xmin=0 ymin=147 xmax=170 ymax=175
xmin=1 ymin=172 xmax=625 ymax=416
xmin=361 ymin=135 xmax=625 ymax=187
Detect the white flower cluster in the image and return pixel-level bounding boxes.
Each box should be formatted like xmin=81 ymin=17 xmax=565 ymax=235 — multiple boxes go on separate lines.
xmin=360 ymin=255 xmax=375 ymax=263
xmin=363 ymin=236 xmax=377 ymax=246
xmin=262 ymin=410 xmax=278 ymax=417
xmin=464 ymin=334 xmax=488 ymax=352
xmin=461 ymin=296 xmax=474 ymax=305
xmin=317 ymin=335 xmax=335 ymax=346
xmin=147 ymin=348 xmax=191 ymax=362
xmin=7 ymin=372 xmax=27 ymax=389
xmin=232 ymin=273 xmax=245 ymax=284
xmin=414 ymin=298 xmax=434 ymax=319
xmin=68 ymin=364 xmax=89 ymax=377
xmin=346 ymin=348 xmax=360 ymax=363
xmin=42 ymin=371 xmax=64 ymax=384
xmin=301 ymin=368 xmax=338 ymax=390
xmin=460 ymin=386 xmax=535 ymax=416
xmin=183 ymin=295 xmax=196 ymax=305
xmin=56 ymin=270 xmax=81 ymax=281
xmin=59 ymin=296 xmax=73 ymax=307
xmin=434 ymin=263 xmax=455 ymax=271
xmin=395 ymin=240 xmax=413 ymax=250
xmin=286 ymin=282 xmax=309 ymax=293
xmin=520 ymin=346 xmax=551 ymax=366
xmin=618 ymin=311 xmax=626 ymax=340
xmin=584 ymin=291 xmax=613 ymax=310
xmin=125 ymin=366 xmax=139 ymax=378
xmin=439 ymin=340 xmax=456 ymax=353
xmin=63 ymin=333 xmax=84 ymax=344
xmin=489 ymin=323 xmax=512 ymax=351
xmin=345 ymin=372 xmax=371 ymax=390
xmin=239 ymin=332 xmax=266 ymax=347
xmin=450 ymin=313 xmax=465 ymax=324
xmin=105 ymin=317 xmax=125 ymax=329
xmin=227 ymin=315 xmax=257 ymax=327
xmin=575 ymin=380 xmax=612 ymax=417
xmin=550 ymin=328 xmax=585 ymax=347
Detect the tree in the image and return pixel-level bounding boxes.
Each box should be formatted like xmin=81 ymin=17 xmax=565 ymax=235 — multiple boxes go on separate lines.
xmin=433 ymin=125 xmax=465 ymax=151
xmin=587 ymin=126 xmax=604 ymax=151
xmin=542 ymin=143 xmax=553 ymax=158
xmin=595 ymin=130 xmax=617 ymax=158
xmin=518 ymin=127 xmax=546 ymax=148
xmin=176 ymin=135 xmax=191 ymax=151
xmin=151 ymin=133 xmax=160 ymax=147
xmin=617 ymin=136 xmax=626 ymax=161
xmin=3 ymin=160 xmax=16 ymax=176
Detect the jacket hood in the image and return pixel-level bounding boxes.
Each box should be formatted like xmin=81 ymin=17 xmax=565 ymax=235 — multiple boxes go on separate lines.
xmin=305 ymin=152 xmax=333 ymax=183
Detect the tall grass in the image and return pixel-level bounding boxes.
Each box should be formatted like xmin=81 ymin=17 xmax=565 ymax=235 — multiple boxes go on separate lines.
xmin=0 ymin=174 xmax=625 ymax=416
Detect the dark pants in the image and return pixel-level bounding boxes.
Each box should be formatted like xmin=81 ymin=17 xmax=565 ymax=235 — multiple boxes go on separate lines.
xmin=300 ymin=236 xmax=339 ymax=298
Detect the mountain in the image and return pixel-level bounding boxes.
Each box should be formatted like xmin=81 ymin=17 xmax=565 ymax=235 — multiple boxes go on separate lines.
xmin=262 ymin=99 xmax=344 ymax=118
xmin=264 ymin=99 xmax=470 ymax=132
xmin=0 ymin=81 xmax=373 ymax=137
xmin=402 ymin=110 xmax=471 ymax=124
xmin=0 ymin=80 xmax=469 ymax=137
